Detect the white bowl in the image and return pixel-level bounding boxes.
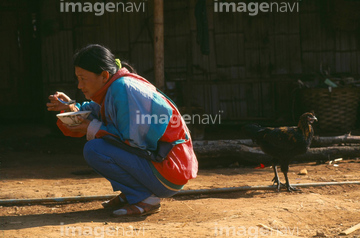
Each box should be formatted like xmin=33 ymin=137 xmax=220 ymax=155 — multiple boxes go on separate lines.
xmin=56 ymin=111 xmax=92 ymax=126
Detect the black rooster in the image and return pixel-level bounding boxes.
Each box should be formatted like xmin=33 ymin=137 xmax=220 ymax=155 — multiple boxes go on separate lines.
xmin=243 ymin=112 xmax=317 ymax=192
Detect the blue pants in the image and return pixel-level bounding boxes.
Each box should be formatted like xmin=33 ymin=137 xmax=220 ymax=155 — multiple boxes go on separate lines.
xmin=83 ymin=139 xmax=178 ymax=204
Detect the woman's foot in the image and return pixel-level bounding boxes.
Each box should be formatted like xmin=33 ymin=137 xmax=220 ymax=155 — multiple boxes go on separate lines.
xmin=112 ymin=195 xmax=161 ymax=216
xmin=102 ymin=193 xmax=128 ymax=209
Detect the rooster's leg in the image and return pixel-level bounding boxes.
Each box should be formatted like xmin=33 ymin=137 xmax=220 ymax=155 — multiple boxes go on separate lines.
xmin=271 ymin=165 xmax=285 ymax=191
xmin=281 ymin=165 xmax=301 ymax=192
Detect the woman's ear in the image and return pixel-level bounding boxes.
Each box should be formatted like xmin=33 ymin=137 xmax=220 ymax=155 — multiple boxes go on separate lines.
xmin=101 ymin=71 xmax=110 ymax=83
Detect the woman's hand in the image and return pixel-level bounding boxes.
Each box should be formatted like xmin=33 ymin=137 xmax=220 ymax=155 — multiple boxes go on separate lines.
xmin=47 ymin=92 xmax=78 ymax=112
xmin=63 ymin=117 xmax=91 ymax=134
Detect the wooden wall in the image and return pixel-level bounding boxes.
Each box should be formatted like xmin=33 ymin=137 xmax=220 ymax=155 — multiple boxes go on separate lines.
xmin=41 ymin=0 xmax=155 ymax=103
xmin=183 ymin=0 xmax=360 ymax=123
xmin=39 ymin=0 xmax=360 ymax=124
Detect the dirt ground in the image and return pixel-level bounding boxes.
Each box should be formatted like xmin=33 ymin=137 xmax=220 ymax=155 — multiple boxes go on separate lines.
xmin=1 ymin=124 xmax=360 ymax=238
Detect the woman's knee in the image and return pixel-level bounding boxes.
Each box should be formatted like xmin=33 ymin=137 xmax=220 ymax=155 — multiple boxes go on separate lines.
xmin=83 ymin=139 xmax=99 ymax=165
xmin=83 ymin=139 xmax=115 ymax=167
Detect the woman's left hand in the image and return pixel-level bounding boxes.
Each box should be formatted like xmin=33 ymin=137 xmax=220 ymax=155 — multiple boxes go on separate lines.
xmin=64 ymin=117 xmax=91 ymax=134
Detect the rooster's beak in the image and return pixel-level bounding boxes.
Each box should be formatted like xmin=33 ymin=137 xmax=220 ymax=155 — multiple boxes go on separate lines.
xmin=309 ymin=116 xmax=318 ymax=123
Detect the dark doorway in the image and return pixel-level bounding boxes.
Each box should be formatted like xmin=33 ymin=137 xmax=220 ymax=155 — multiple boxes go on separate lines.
xmin=0 ymin=0 xmax=43 ymax=123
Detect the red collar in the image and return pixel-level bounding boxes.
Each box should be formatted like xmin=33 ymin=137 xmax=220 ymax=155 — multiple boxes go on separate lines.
xmin=90 ymin=67 xmax=156 ymax=105
xmin=90 ymin=67 xmax=129 ymax=105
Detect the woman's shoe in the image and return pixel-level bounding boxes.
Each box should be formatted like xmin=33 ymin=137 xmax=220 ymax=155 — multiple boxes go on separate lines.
xmin=112 ymin=202 xmax=161 ymax=217
xmin=102 ymin=193 xmax=128 ymax=209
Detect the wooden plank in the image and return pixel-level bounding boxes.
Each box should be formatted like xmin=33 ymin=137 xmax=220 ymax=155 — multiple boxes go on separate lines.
xmin=299 ymin=12 xmax=311 ymax=52
xmin=300 ymin=12 xmax=320 ymax=52
xmin=128 ymin=8 xmax=149 ymax=43
xmin=299 ymin=0 xmax=318 ymax=13
xmin=190 ymin=30 xmax=217 ymax=78
xmin=164 ymin=0 xmax=186 ymax=11
xmin=188 ymin=0 xmax=197 ymax=31
xmin=216 ymin=66 xmax=244 ymax=80
xmin=214 ymin=33 xmax=243 ymax=67
xmin=49 ymin=34 xmax=58 ymax=83
xmin=0 ymin=0 xmax=27 ymax=8
xmin=206 ymin=0 xmax=214 ymax=31
xmin=213 ymin=11 xmax=243 ymax=34
xmin=259 ymin=47 xmax=270 ymax=77
xmin=357 ymin=51 xmax=360 ymax=75
xmin=321 ymin=29 xmax=335 ymax=52
xmin=63 ymin=31 xmax=74 ymax=82
xmin=42 ymin=37 xmax=50 ymax=84
xmin=201 ymin=84 xmax=211 ymax=114
xmin=165 ymin=35 xmax=187 ymax=68
xmin=288 ymin=34 xmax=302 ymax=74
xmin=239 ymin=84 xmax=247 ymax=117
xmin=339 ymin=223 xmax=360 ymax=236
xmin=336 ymin=52 xmax=351 ymax=73
xmin=245 ymin=48 xmax=260 ymax=78
xmin=350 ymin=52 xmax=357 ymax=75
xmin=218 ymin=84 xmax=231 ymax=118
xmin=271 ymin=12 xmax=288 ymax=35
xmin=233 ymin=84 xmax=242 ymax=118
xmin=165 ymin=8 xmax=190 ymax=36
xmin=335 ymin=32 xmax=354 ymax=52
xmin=272 ymin=35 xmax=289 ymax=75
xmin=274 ymin=81 xmax=294 ymax=120
xmin=59 ymin=31 xmax=66 ymax=82
xmin=130 ymin=42 xmax=153 ymax=74
xmin=210 ymin=84 xmax=219 ymax=116
xmin=261 ymin=82 xmax=274 ymax=118
xmin=206 ymin=29 xmax=218 ymax=74
xmin=113 ymin=13 xmax=130 ymax=52
xmin=244 ymin=15 xmax=263 ymax=49
xmin=349 ymin=33 xmax=357 ymax=51
xmin=288 ymin=11 xmax=300 ymax=34
xmin=61 ymin=12 xmax=73 ymax=30
xmin=320 ymin=51 xmax=335 ymax=74
xmin=101 ymin=14 xmax=112 ymax=49
xmin=66 ymin=30 xmax=73 ymax=83
xmin=302 ymin=52 xmax=322 ymax=74
xmin=246 ymin=82 xmax=259 ymax=118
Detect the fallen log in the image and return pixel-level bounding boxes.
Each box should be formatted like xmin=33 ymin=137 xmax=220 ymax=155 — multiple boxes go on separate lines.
xmin=193 ymin=135 xmax=360 ymax=148
xmin=193 ymin=141 xmax=360 ymax=166
xmin=312 ymin=135 xmax=360 ymax=147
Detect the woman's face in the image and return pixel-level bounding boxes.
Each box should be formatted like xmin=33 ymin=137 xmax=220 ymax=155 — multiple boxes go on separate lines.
xmin=75 ymin=67 xmax=109 ymax=99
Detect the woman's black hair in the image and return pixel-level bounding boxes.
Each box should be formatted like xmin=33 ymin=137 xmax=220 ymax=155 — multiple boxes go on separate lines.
xmin=73 ymin=44 xmax=136 ymax=75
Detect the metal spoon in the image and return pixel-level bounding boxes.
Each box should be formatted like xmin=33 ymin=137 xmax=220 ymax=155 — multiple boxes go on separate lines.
xmin=58 ymin=98 xmax=76 ymax=105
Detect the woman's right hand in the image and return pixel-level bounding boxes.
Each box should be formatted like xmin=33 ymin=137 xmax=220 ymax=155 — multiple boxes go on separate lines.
xmin=46 ymin=91 xmax=76 ymax=112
